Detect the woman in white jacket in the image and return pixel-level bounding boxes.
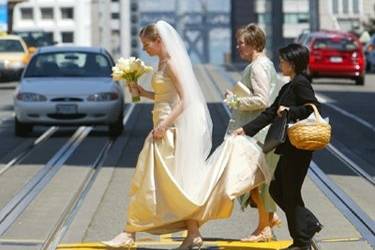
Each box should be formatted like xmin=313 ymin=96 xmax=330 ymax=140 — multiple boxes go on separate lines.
xmin=226 ymin=23 xmax=282 ymax=242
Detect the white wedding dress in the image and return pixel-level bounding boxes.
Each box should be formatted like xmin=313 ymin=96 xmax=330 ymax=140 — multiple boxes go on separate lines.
xmin=124 ymin=66 xmax=271 ymax=234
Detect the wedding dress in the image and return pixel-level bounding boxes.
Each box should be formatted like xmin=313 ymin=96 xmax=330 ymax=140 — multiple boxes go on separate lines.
xmin=125 ymin=64 xmax=271 ymax=234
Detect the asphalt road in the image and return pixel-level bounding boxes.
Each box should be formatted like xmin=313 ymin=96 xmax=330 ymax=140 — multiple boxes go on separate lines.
xmin=0 ymin=69 xmax=374 ymax=250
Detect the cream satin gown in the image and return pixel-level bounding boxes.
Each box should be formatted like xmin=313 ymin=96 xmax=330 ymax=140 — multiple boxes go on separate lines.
xmin=125 ymin=69 xmax=271 ymax=234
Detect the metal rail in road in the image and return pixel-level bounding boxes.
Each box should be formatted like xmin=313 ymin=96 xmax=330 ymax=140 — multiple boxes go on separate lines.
xmin=42 ymin=104 xmax=136 ymax=250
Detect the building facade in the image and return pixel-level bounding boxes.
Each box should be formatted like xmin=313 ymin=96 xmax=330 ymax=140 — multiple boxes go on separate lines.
xmin=256 ymin=0 xmax=310 ymax=42
xmin=13 ymin=0 xmax=92 ymax=45
xmin=12 ymin=0 xmax=131 ymax=58
xmin=91 ymin=0 xmax=131 ymax=59
xmin=319 ymin=0 xmax=374 ymax=32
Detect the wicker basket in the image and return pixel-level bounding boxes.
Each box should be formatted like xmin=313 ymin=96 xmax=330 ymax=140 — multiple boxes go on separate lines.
xmin=287 ymin=103 xmax=331 ymax=150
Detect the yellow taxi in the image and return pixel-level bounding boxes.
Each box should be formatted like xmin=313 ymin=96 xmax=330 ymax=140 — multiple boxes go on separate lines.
xmin=0 ymin=33 xmax=33 ymax=81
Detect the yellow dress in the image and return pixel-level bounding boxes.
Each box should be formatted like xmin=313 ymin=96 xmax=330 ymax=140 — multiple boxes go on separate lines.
xmin=125 ymin=70 xmax=271 ymax=234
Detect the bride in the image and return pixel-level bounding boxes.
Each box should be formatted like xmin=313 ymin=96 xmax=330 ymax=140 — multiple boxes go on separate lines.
xmin=102 ymin=20 xmax=271 ymax=249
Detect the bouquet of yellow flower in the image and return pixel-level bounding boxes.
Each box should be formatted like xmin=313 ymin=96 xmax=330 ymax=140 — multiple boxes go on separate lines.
xmin=112 ymin=57 xmax=153 ymax=102
xmin=224 ymin=94 xmax=240 ymax=109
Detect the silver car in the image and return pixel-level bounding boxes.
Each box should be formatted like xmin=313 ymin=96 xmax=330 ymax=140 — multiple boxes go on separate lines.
xmin=14 ymin=46 xmax=124 ymax=136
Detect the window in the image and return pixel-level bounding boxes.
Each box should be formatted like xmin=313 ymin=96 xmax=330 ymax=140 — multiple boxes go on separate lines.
xmin=15 ymin=31 xmax=54 ymax=47
xmin=342 ymin=0 xmax=349 ymax=14
xmin=352 ymin=0 xmax=359 ymax=14
xmin=284 ymin=13 xmax=309 ymax=24
xmin=61 ymin=32 xmax=74 ymax=43
xmin=257 ymin=13 xmax=271 ymax=24
xmin=0 ymin=40 xmax=25 ymax=52
xmin=332 ymin=0 xmax=361 ymax=15
xmin=45 ymin=32 xmax=54 ymax=43
xmin=24 ymin=52 xmax=112 ymax=78
xmin=41 ymin=8 xmax=54 ymax=20
xmin=332 ymin=0 xmax=339 ymax=14
xmin=111 ymin=13 xmax=120 ymax=19
xmin=21 ymin=8 xmax=33 ymax=20
xmin=61 ymin=7 xmax=74 ymax=19
xmin=313 ymin=38 xmax=358 ymax=51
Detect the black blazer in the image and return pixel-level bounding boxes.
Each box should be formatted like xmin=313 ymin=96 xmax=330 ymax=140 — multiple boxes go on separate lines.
xmin=243 ymin=73 xmax=320 ymax=154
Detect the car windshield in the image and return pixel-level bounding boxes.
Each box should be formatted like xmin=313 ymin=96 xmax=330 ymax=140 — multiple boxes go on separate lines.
xmin=0 ymin=39 xmax=25 ymax=52
xmin=24 ymin=51 xmax=112 ymax=77
xmin=16 ymin=32 xmax=53 ymax=47
xmin=313 ymin=38 xmax=358 ymax=51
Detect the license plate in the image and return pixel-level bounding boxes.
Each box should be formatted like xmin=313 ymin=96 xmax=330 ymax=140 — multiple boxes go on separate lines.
xmin=330 ymin=56 xmax=343 ymax=63
xmin=56 ymin=104 xmax=78 ymax=114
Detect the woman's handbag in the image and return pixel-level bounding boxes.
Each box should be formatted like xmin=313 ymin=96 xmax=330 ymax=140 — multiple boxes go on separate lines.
xmin=262 ymin=82 xmax=293 ymax=154
xmin=262 ymin=110 xmax=288 ymax=153
xmin=287 ymin=103 xmax=331 ymax=150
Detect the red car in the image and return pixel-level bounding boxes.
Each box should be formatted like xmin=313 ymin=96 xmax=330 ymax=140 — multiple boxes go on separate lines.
xmin=302 ymin=31 xmax=365 ymax=85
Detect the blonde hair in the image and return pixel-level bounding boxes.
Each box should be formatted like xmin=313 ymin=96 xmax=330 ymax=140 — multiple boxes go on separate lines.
xmin=139 ymin=23 xmax=160 ymax=41
xmin=236 ymin=23 xmax=266 ymax=52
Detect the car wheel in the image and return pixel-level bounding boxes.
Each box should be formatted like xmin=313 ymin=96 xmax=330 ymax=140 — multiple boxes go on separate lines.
xmin=15 ymin=118 xmax=33 ymax=137
xmin=109 ymin=112 xmax=124 ymax=137
xmin=355 ymin=76 xmax=365 ymax=86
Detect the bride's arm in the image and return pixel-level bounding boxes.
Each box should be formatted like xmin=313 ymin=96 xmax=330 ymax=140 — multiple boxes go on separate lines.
xmin=153 ymin=62 xmax=184 ymax=138
xmin=137 ymin=85 xmax=155 ymax=100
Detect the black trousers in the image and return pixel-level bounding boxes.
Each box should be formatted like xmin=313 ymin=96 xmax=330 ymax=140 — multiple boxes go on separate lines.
xmin=269 ymin=150 xmax=320 ymax=247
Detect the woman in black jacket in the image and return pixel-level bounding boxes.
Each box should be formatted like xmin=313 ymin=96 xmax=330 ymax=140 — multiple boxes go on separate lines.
xmin=234 ymin=43 xmax=322 ymax=250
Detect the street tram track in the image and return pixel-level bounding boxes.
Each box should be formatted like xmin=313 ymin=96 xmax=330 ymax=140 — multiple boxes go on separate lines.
xmin=41 ymin=104 xmax=136 ymax=250
xmin=0 ymin=104 xmax=137 ymax=249
xmin=0 ymin=126 xmax=93 ymax=236
xmin=0 ymin=126 xmax=59 ymax=177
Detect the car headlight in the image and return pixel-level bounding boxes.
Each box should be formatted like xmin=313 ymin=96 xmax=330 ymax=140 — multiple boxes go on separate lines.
xmin=4 ymin=60 xmax=25 ymax=70
xmin=16 ymin=92 xmax=47 ymax=102
xmin=87 ymin=92 xmax=119 ymax=102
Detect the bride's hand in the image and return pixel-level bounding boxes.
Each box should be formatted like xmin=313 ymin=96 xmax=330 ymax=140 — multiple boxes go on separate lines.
xmin=153 ymin=124 xmax=167 ymax=139
xmin=277 ymin=105 xmax=289 ymax=117
xmin=224 ymin=89 xmax=233 ymax=98
xmin=135 ymin=85 xmax=146 ymax=97
xmin=232 ymin=127 xmax=245 ymax=136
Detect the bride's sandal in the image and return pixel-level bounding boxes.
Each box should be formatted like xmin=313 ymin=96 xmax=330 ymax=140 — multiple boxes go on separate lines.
xmin=270 ymin=214 xmax=282 ymax=228
xmin=174 ymin=236 xmax=203 ymax=250
xmin=101 ymin=232 xmax=135 ymax=248
xmin=240 ymin=226 xmax=272 ymax=242
xmin=240 ymin=228 xmax=259 ymax=242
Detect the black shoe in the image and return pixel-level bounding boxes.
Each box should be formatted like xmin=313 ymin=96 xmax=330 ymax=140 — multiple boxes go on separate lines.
xmin=312 ymin=222 xmax=323 ymax=234
xmin=280 ymin=245 xmax=311 ymax=250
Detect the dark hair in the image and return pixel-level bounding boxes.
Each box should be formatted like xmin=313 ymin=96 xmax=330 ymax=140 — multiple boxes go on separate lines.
xmin=236 ymin=23 xmax=266 ymax=51
xmin=279 ymin=43 xmax=310 ymax=74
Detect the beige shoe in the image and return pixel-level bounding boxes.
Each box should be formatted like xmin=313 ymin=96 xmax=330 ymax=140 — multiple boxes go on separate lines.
xmin=270 ymin=214 xmax=282 ymax=228
xmin=241 ymin=226 xmax=272 ymax=242
xmin=101 ymin=232 xmax=135 ymax=248
xmin=173 ymin=236 xmax=203 ymax=250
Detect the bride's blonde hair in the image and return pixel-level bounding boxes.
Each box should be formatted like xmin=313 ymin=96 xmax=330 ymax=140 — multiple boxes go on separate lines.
xmin=139 ymin=24 xmax=160 ymax=41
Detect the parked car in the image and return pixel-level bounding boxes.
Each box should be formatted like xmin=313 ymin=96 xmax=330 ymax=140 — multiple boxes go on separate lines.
xmin=14 ymin=46 xmax=124 ymax=136
xmin=294 ymin=29 xmax=310 ymax=44
xmin=300 ymin=30 xmax=365 ymax=85
xmin=364 ymin=34 xmax=375 ymax=72
xmin=13 ymin=31 xmax=56 ymax=48
xmin=0 ymin=34 xmax=32 ymax=81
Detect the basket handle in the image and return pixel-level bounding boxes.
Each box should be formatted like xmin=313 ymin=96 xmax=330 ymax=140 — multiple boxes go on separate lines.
xmin=304 ymin=103 xmax=323 ymax=121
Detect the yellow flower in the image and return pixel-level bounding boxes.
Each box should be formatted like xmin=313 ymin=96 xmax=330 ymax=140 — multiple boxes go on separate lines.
xmin=112 ymin=57 xmax=153 ymax=81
